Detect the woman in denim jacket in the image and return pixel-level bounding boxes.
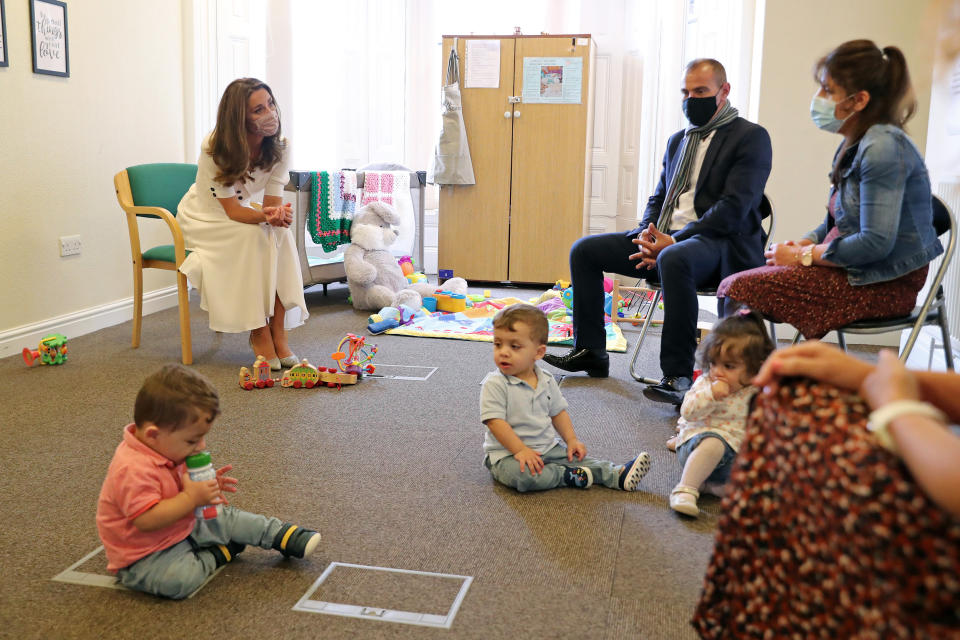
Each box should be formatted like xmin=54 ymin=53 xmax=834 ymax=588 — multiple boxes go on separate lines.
xmin=719 ymin=40 xmax=943 ymax=338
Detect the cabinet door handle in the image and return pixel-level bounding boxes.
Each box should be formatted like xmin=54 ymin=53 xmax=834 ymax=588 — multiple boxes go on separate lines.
xmin=504 ymin=111 xmax=512 ymax=118
xmin=513 ymin=110 xmax=521 ymax=118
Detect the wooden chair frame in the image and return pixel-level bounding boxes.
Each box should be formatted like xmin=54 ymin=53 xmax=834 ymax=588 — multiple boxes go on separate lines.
xmin=114 ymin=169 xmax=193 ymax=365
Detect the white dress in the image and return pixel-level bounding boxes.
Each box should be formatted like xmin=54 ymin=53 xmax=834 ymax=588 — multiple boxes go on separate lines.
xmin=177 ymin=135 xmax=308 ymax=333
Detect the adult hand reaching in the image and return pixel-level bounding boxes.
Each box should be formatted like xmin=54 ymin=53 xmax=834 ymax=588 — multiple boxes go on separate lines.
xmin=752 ymin=341 xmax=873 ymax=392
xmin=859 ymin=349 xmax=921 ymax=409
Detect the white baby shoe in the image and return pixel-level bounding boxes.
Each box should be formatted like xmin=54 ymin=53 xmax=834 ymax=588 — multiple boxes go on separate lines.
xmin=669 ymin=484 xmax=700 ymax=517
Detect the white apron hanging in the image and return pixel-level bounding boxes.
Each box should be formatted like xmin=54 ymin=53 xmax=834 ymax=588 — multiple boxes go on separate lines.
xmin=427 ymin=45 xmax=476 ymax=185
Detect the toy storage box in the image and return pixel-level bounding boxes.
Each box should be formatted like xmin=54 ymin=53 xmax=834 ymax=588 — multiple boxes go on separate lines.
xmin=286 ymin=169 xmax=426 ymax=293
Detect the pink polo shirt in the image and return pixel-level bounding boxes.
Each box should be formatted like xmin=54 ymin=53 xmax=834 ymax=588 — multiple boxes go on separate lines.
xmin=96 ymin=424 xmax=196 ymax=572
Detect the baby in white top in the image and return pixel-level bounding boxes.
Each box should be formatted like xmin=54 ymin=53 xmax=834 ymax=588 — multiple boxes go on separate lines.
xmin=668 ymin=308 xmax=775 ymax=517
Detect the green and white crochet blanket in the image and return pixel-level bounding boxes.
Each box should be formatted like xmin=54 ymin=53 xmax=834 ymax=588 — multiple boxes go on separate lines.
xmin=308 ymin=170 xmax=357 ymax=251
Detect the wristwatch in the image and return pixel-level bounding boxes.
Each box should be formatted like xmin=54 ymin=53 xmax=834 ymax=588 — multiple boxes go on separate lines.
xmin=799 ymin=244 xmax=814 ymax=267
xmin=866 ymin=400 xmax=947 ymax=453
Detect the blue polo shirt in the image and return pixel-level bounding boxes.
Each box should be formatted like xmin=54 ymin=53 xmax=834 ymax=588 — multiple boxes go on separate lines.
xmin=480 ymin=365 xmax=568 ymax=464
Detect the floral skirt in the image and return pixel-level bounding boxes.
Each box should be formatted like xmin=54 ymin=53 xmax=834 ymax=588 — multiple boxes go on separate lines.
xmin=717 ymin=265 xmax=927 ymax=339
xmin=691 ymin=379 xmax=960 ymax=639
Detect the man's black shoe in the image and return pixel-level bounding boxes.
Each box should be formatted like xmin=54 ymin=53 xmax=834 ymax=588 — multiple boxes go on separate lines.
xmin=542 ymin=348 xmax=609 ymax=378
xmin=642 ymin=376 xmax=693 ymax=406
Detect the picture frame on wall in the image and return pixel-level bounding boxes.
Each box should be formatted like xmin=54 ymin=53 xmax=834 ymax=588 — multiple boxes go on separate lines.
xmin=30 ymin=0 xmax=69 ymax=77
xmin=0 ymin=0 xmax=9 ymax=68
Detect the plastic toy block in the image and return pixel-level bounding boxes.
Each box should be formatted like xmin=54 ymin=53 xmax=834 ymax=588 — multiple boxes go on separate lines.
xmin=435 ymin=292 xmax=467 ymax=312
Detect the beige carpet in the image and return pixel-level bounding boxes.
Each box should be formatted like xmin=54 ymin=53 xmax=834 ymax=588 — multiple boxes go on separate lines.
xmin=0 ymin=282 xmax=777 ymax=639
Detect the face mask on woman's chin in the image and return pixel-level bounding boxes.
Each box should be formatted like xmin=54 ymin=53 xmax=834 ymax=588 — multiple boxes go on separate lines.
xmin=247 ymin=112 xmax=279 ymax=137
xmin=809 ymin=95 xmax=853 ymax=133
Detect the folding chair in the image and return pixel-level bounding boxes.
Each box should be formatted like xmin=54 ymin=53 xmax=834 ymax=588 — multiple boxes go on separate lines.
xmin=613 ymin=193 xmax=774 ymax=384
xmin=830 ymin=196 xmax=956 ymax=369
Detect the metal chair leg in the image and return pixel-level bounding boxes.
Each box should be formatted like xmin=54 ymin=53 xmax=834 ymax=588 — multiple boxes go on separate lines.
xmin=628 ymin=289 xmax=662 ymax=385
xmin=938 ymin=310 xmax=956 ymax=371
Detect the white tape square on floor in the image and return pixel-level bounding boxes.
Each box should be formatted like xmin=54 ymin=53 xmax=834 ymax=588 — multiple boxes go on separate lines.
xmin=293 ymin=562 xmax=472 ymax=629
xmin=52 ymin=545 xmax=222 ymax=598
xmin=366 ymin=364 xmax=438 ymax=381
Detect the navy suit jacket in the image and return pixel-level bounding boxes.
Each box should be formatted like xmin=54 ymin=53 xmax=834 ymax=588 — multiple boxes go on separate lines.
xmin=633 ymin=117 xmax=772 ymax=279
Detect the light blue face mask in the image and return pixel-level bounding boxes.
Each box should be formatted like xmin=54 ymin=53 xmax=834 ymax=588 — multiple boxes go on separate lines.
xmin=810 ymin=94 xmax=853 ymax=133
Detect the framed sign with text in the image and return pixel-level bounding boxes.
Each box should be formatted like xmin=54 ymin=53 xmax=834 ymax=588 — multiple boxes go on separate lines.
xmin=0 ymin=0 xmax=8 ymax=67
xmin=31 ymin=0 xmax=68 ymax=77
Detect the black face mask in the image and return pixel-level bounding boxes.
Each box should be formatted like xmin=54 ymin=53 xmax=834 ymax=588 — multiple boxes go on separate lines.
xmin=683 ymin=95 xmax=718 ymax=127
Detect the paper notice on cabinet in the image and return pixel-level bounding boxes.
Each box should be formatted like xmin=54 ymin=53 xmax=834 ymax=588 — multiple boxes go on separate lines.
xmin=521 ymin=57 xmax=582 ymax=104
xmin=465 ymin=39 xmax=500 ymax=88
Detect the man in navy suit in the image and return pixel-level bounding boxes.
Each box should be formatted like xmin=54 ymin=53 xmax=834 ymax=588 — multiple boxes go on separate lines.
xmin=544 ymin=59 xmax=772 ymax=405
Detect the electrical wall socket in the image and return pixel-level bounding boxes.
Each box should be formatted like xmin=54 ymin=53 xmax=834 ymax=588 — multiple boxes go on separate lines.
xmin=59 ymin=235 xmax=82 ymax=257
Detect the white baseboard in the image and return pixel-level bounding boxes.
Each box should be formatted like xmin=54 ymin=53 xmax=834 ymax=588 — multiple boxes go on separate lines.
xmin=0 ymin=287 xmax=181 ymax=360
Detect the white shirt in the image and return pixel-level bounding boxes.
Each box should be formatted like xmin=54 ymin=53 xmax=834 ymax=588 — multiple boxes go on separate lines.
xmin=669 ymin=130 xmax=715 ymax=231
xmin=177 ymin=135 xmax=308 ymax=333
xmin=676 ymin=374 xmax=755 ymax=452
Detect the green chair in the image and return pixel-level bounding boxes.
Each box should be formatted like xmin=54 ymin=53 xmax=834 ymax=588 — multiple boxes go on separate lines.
xmin=114 ymin=163 xmax=197 ymax=364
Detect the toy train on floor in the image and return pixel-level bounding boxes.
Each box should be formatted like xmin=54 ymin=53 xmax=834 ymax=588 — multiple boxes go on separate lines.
xmin=238 ymin=356 xmax=363 ymax=390
xmin=238 ymin=334 xmax=377 ymax=390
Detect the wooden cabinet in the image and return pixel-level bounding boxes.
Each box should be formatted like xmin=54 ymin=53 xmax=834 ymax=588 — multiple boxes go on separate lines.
xmin=438 ymin=35 xmax=594 ymax=284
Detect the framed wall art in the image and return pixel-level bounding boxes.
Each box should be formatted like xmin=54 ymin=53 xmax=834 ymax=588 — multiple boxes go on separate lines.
xmin=31 ymin=0 xmax=69 ymax=77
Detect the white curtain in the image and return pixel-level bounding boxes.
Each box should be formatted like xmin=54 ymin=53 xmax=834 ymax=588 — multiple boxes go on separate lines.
xmin=202 ymin=0 xmax=762 ymax=215
xmin=278 ymin=0 xmax=570 ymax=171
xmin=633 ymin=0 xmax=764 ymax=212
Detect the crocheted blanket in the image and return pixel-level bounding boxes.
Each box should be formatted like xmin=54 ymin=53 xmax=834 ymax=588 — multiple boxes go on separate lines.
xmin=309 ymin=170 xmax=357 ymax=251
xmin=360 ymin=170 xmax=415 ymax=257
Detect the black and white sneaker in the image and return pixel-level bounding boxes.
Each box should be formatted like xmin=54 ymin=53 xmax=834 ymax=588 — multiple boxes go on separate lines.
xmin=618 ymin=453 xmax=652 ymax=491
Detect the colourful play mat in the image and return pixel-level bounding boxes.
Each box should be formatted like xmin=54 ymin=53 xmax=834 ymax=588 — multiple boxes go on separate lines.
xmin=384 ymin=296 xmax=627 ymax=353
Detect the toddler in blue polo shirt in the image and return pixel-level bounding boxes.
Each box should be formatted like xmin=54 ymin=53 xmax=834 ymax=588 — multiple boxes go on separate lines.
xmin=481 ymin=303 xmax=650 ymax=492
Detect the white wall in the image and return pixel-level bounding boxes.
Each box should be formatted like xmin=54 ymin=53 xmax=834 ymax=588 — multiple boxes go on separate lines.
xmin=0 ymin=0 xmax=185 ymax=356
xmin=757 ymin=0 xmax=938 ymax=245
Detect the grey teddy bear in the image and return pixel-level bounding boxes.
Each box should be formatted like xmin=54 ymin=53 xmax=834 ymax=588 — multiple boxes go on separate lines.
xmin=343 ymin=201 xmax=466 ymax=311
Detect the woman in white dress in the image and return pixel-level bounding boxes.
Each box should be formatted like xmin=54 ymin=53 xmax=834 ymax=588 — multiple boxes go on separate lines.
xmin=177 ymin=78 xmax=308 ymax=370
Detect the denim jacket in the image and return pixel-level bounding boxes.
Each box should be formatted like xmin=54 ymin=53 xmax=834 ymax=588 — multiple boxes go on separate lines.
xmin=803 ymin=124 xmax=943 ymax=286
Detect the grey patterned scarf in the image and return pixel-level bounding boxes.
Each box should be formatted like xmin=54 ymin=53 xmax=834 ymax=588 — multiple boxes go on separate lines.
xmin=655 ymin=101 xmax=739 ymax=231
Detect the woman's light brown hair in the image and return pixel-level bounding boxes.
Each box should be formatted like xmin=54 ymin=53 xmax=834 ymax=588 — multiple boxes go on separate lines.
xmin=208 ymin=77 xmax=286 ymax=186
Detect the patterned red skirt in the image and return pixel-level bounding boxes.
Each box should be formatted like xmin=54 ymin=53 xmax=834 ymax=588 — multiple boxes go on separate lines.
xmin=691 ymin=380 xmax=960 ymax=639
xmin=717 ymin=265 xmax=927 ymax=339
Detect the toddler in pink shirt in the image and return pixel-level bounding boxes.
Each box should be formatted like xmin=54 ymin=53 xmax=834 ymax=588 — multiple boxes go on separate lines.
xmin=96 ymin=364 xmax=320 ymax=599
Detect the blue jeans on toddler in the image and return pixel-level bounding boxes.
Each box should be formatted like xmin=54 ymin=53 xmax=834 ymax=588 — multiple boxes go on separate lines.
xmin=117 ymin=506 xmax=283 ymax=599
xmin=676 ymin=432 xmax=737 ymax=485
xmin=485 ymin=443 xmax=624 ymax=492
